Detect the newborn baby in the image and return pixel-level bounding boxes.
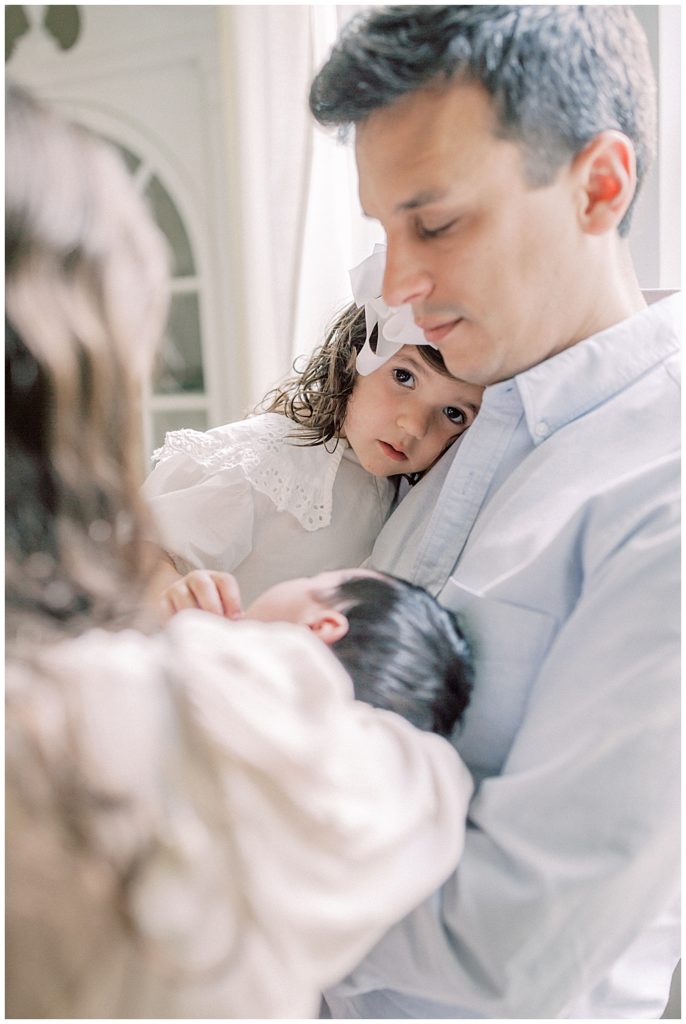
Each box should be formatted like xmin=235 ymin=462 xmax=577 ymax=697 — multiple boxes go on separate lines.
xmin=162 ymin=568 xmax=473 ymax=737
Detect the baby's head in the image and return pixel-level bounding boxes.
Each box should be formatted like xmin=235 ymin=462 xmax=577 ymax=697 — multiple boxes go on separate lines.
xmin=261 ymin=302 xmax=483 ymax=479
xmin=245 ymin=568 xmax=472 ymax=737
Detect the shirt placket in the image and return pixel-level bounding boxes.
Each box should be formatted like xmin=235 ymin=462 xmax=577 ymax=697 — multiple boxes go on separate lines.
xmin=411 ymin=385 xmax=524 ymax=594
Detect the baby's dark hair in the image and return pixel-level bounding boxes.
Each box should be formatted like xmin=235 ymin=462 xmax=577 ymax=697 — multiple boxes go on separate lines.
xmin=317 ymin=573 xmax=472 ymax=738
xmin=260 ymin=301 xmax=454 ymax=447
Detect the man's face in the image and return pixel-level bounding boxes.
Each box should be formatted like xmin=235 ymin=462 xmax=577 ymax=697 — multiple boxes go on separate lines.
xmin=355 ymin=80 xmax=587 ymax=385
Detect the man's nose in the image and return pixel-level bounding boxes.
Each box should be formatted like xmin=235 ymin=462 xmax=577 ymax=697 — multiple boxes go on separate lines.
xmin=382 ymin=241 xmax=433 ymax=308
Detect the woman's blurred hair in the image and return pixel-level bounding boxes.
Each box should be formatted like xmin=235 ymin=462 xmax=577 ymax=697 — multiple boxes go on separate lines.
xmin=6 ymin=83 xmax=170 ymax=635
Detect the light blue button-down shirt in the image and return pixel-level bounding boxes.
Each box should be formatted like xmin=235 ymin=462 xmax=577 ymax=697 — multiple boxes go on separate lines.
xmin=325 ymin=294 xmax=680 ymax=1019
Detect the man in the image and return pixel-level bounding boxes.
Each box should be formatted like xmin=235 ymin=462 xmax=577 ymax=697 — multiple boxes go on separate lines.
xmin=310 ymin=6 xmax=680 ymax=1018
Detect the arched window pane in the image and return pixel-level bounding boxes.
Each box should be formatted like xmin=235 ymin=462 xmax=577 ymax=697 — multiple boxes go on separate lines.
xmin=144 ymin=174 xmax=196 ymax=277
xmin=153 ymin=292 xmax=204 ymax=394
xmin=113 ymin=142 xmax=142 ymax=175
xmin=43 ymin=5 xmax=82 ymax=51
xmin=98 ymin=135 xmax=141 ymax=175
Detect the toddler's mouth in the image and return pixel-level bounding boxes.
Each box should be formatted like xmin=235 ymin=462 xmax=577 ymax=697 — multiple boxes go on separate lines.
xmin=378 ymin=440 xmax=408 ymax=462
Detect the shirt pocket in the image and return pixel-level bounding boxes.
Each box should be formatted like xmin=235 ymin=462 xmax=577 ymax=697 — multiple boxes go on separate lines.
xmin=441 ymin=578 xmax=558 ymax=782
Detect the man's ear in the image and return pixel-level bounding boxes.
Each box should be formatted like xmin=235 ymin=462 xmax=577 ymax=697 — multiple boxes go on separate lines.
xmin=307 ymin=610 xmax=350 ymax=646
xmin=573 ymin=130 xmax=636 ymax=235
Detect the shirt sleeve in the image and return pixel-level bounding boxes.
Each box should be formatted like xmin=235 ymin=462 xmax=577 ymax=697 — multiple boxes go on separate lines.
xmin=141 ymin=430 xmax=255 ymax=573
xmin=164 ymin=612 xmax=473 ymax=1006
xmin=326 ymin=466 xmax=680 ymax=1016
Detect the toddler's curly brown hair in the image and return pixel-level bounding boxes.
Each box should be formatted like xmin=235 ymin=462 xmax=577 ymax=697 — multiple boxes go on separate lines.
xmin=259 ymin=301 xmax=455 ymax=447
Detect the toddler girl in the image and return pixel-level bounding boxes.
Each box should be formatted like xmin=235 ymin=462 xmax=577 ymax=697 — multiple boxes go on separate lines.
xmin=144 ymin=246 xmax=484 ymax=606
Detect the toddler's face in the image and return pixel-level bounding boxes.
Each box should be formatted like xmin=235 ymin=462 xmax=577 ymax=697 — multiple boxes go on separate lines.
xmin=343 ymin=347 xmax=483 ymax=477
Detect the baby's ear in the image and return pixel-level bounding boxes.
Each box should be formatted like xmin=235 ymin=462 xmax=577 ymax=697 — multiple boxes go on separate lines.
xmin=307 ymin=610 xmax=350 ymax=646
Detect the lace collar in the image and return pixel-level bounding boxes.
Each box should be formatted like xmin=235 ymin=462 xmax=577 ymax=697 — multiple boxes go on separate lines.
xmin=152 ymin=414 xmax=349 ymax=531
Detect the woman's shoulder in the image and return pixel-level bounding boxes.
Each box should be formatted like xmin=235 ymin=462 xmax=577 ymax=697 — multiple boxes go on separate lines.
xmin=7 ymin=616 xmax=354 ymax=755
xmin=7 ymin=612 xmax=349 ymax=692
xmin=7 ymin=627 xmax=161 ymax=713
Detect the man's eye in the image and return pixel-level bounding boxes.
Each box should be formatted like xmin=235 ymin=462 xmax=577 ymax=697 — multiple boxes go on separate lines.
xmin=443 ymin=406 xmax=466 ymax=425
xmin=417 ymin=218 xmax=458 ymax=240
xmin=393 ymin=368 xmax=415 ymax=387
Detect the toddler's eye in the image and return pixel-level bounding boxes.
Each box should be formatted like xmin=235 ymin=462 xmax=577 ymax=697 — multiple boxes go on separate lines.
xmin=443 ymin=406 xmax=466 ymax=425
xmin=393 ymin=368 xmax=415 ymax=387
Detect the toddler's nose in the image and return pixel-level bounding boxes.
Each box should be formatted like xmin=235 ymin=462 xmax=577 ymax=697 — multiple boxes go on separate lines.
xmin=398 ymin=407 xmax=430 ymax=440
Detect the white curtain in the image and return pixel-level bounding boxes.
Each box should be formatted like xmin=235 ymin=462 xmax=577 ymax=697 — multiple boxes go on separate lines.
xmin=219 ymin=4 xmax=382 ymax=410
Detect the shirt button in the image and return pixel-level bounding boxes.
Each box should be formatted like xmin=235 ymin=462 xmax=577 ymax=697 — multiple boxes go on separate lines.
xmin=535 ymin=421 xmax=549 ymax=438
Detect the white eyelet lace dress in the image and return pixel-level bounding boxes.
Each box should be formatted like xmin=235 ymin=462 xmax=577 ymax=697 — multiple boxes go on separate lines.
xmin=142 ymin=413 xmax=397 ymax=604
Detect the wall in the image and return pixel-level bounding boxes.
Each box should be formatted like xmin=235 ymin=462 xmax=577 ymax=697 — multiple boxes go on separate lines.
xmin=630 ymin=5 xmax=681 ymax=287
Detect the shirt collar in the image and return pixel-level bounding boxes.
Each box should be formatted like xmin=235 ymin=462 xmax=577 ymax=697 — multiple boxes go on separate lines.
xmin=511 ymin=293 xmax=681 ymax=445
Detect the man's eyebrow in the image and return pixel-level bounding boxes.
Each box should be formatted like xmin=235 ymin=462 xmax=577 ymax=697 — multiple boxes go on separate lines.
xmin=396 ymin=188 xmax=450 ymax=212
xmin=361 ymin=188 xmax=450 ymax=219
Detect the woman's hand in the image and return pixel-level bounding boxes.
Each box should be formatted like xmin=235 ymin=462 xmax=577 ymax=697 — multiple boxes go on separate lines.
xmin=160 ymin=570 xmax=243 ymax=623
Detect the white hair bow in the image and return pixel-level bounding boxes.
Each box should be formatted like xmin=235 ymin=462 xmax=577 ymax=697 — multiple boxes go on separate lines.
xmin=349 ymin=243 xmax=435 ymax=375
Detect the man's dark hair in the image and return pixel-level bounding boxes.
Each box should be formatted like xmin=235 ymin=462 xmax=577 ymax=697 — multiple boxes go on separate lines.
xmin=319 ymin=574 xmax=472 ymax=738
xmin=309 ymin=5 xmax=656 ymax=235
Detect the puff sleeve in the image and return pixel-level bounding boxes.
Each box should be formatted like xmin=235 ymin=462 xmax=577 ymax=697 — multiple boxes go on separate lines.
xmin=142 ymin=427 xmax=256 ymax=574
